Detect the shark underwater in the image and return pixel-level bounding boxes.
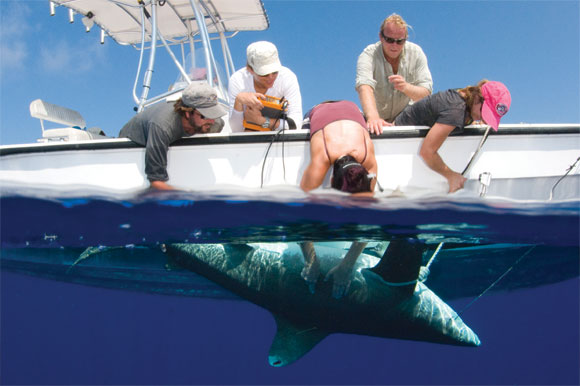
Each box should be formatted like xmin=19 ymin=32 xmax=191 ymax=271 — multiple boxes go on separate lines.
xmin=164 ymin=240 xmax=481 ymax=367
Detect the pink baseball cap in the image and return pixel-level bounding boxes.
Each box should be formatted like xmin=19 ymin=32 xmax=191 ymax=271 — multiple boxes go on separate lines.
xmin=481 ymin=81 xmax=511 ymax=131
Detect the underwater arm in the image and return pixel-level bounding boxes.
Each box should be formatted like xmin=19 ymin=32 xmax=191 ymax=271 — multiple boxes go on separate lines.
xmin=325 ymin=241 xmax=368 ymax=298
xmin=299 ymin=241 xmax=320 ymax=293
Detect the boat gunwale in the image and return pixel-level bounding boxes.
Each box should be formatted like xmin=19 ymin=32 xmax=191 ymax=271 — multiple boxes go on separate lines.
xmin=1 ymin=124 xmax=579 ymax=157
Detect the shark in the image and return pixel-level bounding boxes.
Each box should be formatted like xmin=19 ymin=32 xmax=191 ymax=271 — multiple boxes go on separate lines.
xmin=164 ymin=241 xmax=481 ymax=367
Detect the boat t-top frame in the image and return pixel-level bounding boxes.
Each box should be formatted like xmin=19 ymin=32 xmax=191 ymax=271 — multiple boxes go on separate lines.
xmin=49 ymin=0 xmax=269 ymax=111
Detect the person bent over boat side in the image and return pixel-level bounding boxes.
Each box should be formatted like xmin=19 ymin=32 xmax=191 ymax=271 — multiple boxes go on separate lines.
xmin=119 ymin=83 xmax=226 ymax=190
xmin=299 ymin=100 xmax=378 ymax=298
xmin=356 ymin=13 xmax=433 ymax=135
xmin=395 ymin=80 xmax=511 ymax=193
xmin=228 ymin=41 xmax=303 ymax=132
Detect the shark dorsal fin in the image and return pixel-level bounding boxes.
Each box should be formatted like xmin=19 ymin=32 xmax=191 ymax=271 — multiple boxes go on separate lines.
xmin=369 ymin=238 xmax=424 ymax=296
xmin=268 ymin=314 xmax=329 ymax=367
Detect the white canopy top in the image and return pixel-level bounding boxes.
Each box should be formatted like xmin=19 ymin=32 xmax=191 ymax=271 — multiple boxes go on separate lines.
xmin=52 ymin=0 xmax=269 ymax=46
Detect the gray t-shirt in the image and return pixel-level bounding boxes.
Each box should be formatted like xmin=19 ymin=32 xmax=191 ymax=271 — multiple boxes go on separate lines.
xmin=394 ymin=89 xmax=468 ymax=131
xmin=119 ymin=102 xmax=223 ymax=182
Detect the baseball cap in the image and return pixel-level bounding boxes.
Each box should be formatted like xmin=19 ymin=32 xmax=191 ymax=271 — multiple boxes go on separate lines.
xmin=481 ymin=81 xmax=511 ymax=131
xmin=181 ymin=82 xmax=227 ymax=119
xmin=247 ymin=41 xmax=282 ymax=76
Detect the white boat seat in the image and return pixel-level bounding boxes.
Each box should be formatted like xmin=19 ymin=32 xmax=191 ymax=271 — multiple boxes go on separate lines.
xmin=29 ymin=99 xmax=107 ymax=142
xmin=30 ymin=99 xmax=86 ymax=128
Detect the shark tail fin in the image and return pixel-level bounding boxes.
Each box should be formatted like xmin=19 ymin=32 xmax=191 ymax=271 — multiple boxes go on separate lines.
xmin=370 ymin=238 xmax=424 ymax=296
xmin=268 ymin=315 xmax=329 ymax=367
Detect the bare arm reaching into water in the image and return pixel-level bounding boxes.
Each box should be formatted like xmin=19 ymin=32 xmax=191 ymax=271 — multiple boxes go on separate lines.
xmin=299 ymin=241 xmax=368 ymax=298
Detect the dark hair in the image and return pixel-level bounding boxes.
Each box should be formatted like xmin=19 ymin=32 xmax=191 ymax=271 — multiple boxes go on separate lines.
xmin=331 ymin=155 xmax=372 ymax=193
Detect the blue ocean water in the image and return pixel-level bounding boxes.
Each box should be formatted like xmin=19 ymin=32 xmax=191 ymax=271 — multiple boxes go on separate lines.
xmin=1 ymin=190 xmax=579 ymax=384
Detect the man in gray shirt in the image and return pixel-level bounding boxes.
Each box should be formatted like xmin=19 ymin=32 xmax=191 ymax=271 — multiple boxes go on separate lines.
xmin=119 ymin=83 xmax=226 ymax=190
xmin=356 ymin=13 xmax=433 ymax=135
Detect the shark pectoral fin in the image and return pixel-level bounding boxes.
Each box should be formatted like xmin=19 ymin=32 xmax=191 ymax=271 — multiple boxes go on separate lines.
xmin=222 ymin=244 xmax=255 ymax=269
xmin=67 ymin=246 xmax=118 ymax=273
xmin=268 ymin=315 xmax=329 ymax=367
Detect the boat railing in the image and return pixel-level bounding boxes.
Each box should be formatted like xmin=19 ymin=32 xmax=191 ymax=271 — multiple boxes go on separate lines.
xmin=49 ymin=0 xmax=259 ymax=115
xmin=131 ymin=0 xmax=229 ymax=112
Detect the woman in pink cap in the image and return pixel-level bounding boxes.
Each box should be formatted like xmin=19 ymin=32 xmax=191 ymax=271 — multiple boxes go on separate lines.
xmin=394 ymin=79 xmax=511 ymax=192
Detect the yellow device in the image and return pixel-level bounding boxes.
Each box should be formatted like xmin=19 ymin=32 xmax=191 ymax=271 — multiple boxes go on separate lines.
xmin=243 ymin=96 xmax=288 ymax=131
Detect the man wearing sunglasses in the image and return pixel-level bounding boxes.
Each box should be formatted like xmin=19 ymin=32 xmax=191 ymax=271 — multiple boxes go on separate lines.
xmin=119 ymin=82 xmax=226 ymax=190
xmin=356 ymin=13 xmax=433 ymax=135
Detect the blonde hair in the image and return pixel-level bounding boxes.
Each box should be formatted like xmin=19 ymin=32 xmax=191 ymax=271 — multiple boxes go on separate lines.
xmin=380 ymin=13 xmax=409 ymax=35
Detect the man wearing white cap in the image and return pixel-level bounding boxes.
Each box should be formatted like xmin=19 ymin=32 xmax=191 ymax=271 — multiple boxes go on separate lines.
xmin=119 ymin=83 xmax=227 ymax=190
xmin=228 ymin=41 xmax=303 ymax=132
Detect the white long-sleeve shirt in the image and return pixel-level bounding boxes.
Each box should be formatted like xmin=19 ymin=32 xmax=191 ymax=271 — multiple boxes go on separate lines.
xmin=227 ymin=66 xmax=303 ymax=132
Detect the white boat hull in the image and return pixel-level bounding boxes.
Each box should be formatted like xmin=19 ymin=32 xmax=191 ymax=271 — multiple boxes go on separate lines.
xmin=1 ymin=125 xmax=579 ymax=201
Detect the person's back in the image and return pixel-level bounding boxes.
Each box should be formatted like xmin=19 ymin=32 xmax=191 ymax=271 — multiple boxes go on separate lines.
xmin=301 ymin=100 xmax=377 ymax=194
xmin=394 ymin=89 xmax=466 ymax=130
xmin=310 ymin=121 xmax=375 ymax=172
xmin=119 ymin=102 xmax=182 ymax=146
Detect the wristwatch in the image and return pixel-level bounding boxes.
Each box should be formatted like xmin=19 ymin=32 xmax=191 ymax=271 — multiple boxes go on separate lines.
xmin=261 ymin=117 xmax=271 ymax=129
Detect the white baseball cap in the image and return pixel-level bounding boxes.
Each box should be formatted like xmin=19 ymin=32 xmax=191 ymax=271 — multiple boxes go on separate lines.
xmin=247 ymin=41 xmax=282 ymax=76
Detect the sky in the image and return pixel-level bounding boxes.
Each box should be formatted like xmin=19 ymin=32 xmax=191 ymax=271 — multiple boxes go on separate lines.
xmin=0 ymin=0 xmax=579 ymax=146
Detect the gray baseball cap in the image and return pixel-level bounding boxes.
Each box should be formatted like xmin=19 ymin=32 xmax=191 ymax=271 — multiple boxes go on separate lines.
xmin=181 ymin=83 xmax=227 ymax=119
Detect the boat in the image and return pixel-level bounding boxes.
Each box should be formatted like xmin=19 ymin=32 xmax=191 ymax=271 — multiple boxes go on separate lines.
xmin=0 ymin=0 xmax=578 ymax=201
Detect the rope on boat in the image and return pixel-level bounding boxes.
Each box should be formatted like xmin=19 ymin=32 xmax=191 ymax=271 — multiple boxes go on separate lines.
xmin=454 ymin=245 xmax=537 ymax=319
xmin=549 ymin=156 xmax=580 ymax=200
xmin=260 ymin=114 xmax=289 ymax=188
xmin=418 ymin=242 xmax=444 ymax=282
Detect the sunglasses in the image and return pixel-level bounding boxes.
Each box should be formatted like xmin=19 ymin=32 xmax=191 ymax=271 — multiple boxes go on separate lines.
xmin=195 ymin=110 xmax=207 ymax=119
xmin=381 ymin=31 xmax=406 ymax=45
